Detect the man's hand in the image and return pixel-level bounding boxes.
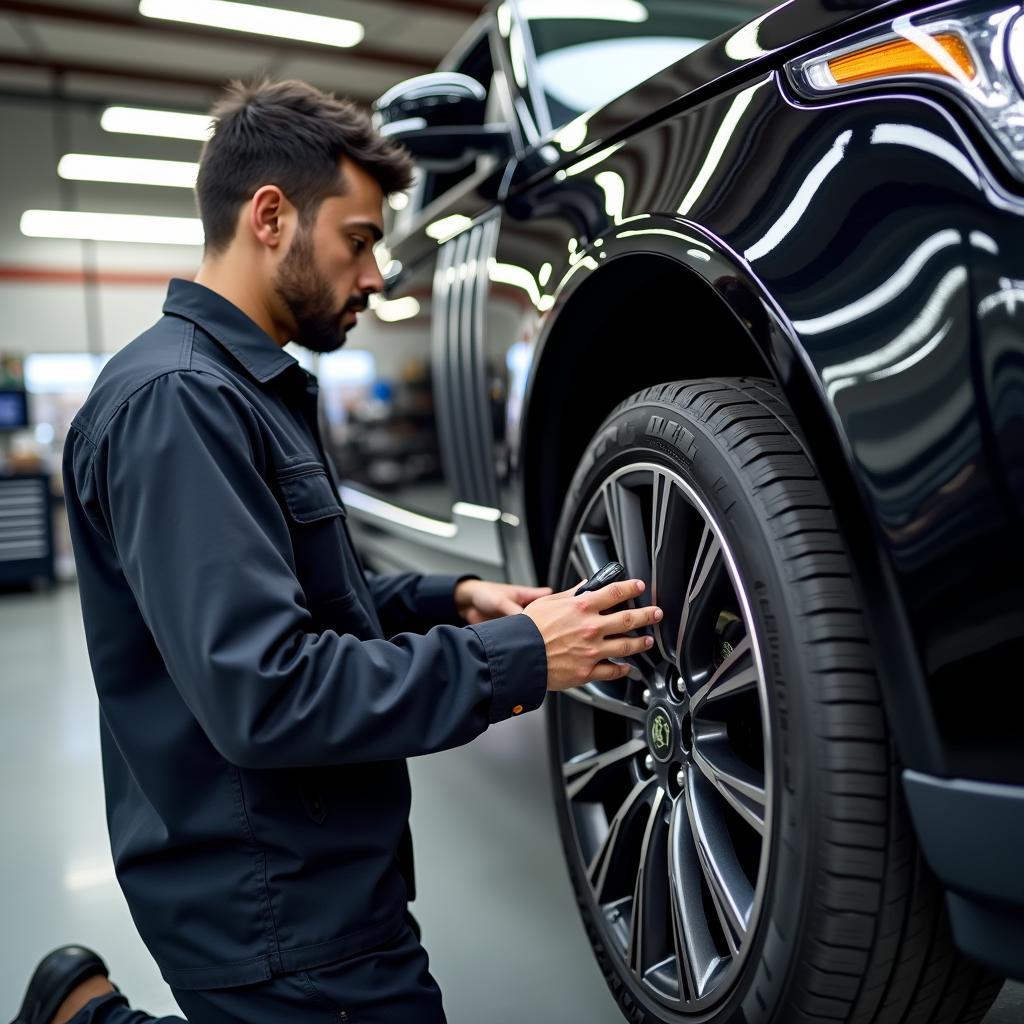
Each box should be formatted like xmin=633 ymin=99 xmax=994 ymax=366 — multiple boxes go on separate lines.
xmin=454 ymin=578 xmax=553 ymax=624
xmin=523 ymin=579 xmax=662 ymax=691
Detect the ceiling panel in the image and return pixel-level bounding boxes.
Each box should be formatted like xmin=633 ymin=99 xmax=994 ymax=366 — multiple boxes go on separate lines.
xmin=377 ymin=15 xmax=477 ymax=59
xmin=275 ymin=53 xmax=404 ymax=101
xmin=0 ymin=0 xmax=485 ymax=114
xmin=369 ymin=13 xmax=476 ymax=60
xmin=35 ymin=21 xmax=282 ymax=69
xmin=0 ymin=62 xmax=48 ymax=89
xmin=13 ymin=0 xmax=479 ymax=56
xmin=56 ymin=0 xmax=140 ymax=12
xmin=0 ymin=13 xmax=35 ymax=52
xmin=59 ymin=71 xmax=215 ymax=108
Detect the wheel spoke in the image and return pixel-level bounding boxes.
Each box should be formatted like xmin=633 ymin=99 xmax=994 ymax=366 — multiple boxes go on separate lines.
xmin=563 ymin=737 xmax=647 ymax=800
xmin=588 ymin=777 xmax=655 ymax=902
xmin=650 ymin=470 xmax=694 ymax=664
xmin=627 ymin=789 xmax=667 ymax=981
xmin=571 ymin=531 xmax=608 ymax=582
xmin=691 ymin=635 xmax=757 ymax=709
xmin=692 ymin=723 xmax=767 ymax=836
xmin=599 ymin=477 xmax=661 ymax=674
xmin=668 ymin=792 xmax=723 ymax=1001
xmin=602 ymin=481 xmax=651 ymax=600
xmin=562 ymin=683 xmax=646 ymax=722
xmin=684 ymin=766 xmax=754 ymax=956
xmin=676 ymin=522 xmax=729 ymax=686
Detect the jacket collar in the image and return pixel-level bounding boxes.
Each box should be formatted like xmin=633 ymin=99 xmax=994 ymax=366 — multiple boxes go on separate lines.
xmin=162 ymin=278 xmax=299 ymax=384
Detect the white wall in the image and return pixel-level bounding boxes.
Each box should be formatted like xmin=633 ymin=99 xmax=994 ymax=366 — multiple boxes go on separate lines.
xmin=0 ymin=94 xmax=204 ymax=356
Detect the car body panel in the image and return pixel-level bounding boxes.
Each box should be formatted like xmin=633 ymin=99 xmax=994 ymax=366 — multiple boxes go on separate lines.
xmin=485 ymin=69 xmax=1024 ymax=784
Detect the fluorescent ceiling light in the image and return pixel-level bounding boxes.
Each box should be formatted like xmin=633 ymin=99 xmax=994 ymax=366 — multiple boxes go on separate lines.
xmin=21 ymin=210 xmax=204 ymax=246
xmin=58 ymin=154 xmax=199 ymax=189
xmin=517 ymin=0 xmax=648 ymax=22
xmin=101 ymin=106 xmax=213 ymax=141
xmin=139 ymin=0 xmax=364 ymax=48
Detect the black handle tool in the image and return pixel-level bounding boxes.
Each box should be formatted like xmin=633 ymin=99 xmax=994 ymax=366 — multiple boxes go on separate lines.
xmin=575 ymin=561 xmax=627 ymax=596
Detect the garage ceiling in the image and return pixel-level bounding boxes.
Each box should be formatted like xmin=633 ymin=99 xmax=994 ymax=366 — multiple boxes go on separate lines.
xmin=0 ymin=0 xmax=487 ymax=111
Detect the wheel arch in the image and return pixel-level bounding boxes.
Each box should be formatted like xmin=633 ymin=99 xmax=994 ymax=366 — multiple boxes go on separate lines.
xmin=521 ymin=248 xmax=768 ymax=575
xmin=519 ymin=227 xmax=945 ymax=772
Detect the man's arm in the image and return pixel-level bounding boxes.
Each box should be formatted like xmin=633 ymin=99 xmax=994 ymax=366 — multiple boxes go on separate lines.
xmin=364 ymin=570 xmax=477 ymax=636
xmin=366 ymin=574 xmax=554 ymax=634
xmin=78 ymin=369 xmax=547 ymax=771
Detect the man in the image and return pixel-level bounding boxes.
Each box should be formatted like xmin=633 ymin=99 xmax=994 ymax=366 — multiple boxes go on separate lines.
xmin=12 ymin=80 xmax=660 ymax=1024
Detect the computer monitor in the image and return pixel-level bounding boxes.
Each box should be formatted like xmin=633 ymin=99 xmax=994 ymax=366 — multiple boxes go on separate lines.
xmin=0 ymin=389 xmax=30 ymax=431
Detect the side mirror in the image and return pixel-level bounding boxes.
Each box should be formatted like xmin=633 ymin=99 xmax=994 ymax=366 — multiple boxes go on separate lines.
xmin=373 ymin=72 xmax=513 ymax=173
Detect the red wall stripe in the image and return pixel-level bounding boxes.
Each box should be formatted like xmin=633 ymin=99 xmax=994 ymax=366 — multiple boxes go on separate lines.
xmin=0 ymin=266 xmax=194 ymax=286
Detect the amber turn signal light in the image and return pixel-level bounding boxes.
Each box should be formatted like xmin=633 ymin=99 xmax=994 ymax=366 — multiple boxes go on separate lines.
xmin=828 ymin=33 xmax=976 ymax=85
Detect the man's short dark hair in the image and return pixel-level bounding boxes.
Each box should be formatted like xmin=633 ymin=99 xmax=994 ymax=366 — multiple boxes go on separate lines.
xmin=196 ymin=79 xmax=414 ymax=253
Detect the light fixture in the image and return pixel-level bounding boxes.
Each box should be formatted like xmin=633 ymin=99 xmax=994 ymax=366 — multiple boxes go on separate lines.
xmin=808 ymin=32 xmax=976 ymax=88
xmin=139 ymin=0 xmax=364 ymax=48
xmin=516 ymin=0 xmax=648 ymax=23
xmin=101 ymin=106 xmax=213 ymax=141
xmin=21 ymin=210 xmax=204 ymax=246
xmin=58 ymin=154 xmax=199 ymax=189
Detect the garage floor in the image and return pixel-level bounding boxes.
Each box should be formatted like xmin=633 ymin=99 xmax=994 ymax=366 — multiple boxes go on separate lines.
xmin=1 ymin=584 xmax=1020 ymax=1023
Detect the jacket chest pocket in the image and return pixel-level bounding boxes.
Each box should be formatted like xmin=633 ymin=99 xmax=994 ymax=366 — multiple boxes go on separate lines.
xmin=276 ymin=460 xmax=377 ymax=638
xmin=277 ymin=461 xmax=352 ymax=604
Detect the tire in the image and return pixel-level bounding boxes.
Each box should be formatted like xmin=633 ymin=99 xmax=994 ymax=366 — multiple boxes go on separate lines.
xmin=545 ymin=378 xmax=1002 ymax=1024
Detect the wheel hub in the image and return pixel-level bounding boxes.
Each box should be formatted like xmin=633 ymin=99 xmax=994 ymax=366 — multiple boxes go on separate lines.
xmin=646 ymin=706 xmax=675 ymax=763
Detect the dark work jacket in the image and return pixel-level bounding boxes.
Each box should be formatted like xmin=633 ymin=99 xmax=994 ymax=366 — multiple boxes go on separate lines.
xmin=61 ymin=279 xmax=548 ymax=990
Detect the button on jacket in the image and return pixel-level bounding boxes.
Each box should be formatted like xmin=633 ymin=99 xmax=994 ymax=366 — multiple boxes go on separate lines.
xmin=62 ymin=279 xmax=548 ymax=990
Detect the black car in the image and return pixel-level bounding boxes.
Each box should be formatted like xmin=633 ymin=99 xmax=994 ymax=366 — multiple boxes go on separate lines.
xmin=322 ymin=1 xmax=1024 ymax=1021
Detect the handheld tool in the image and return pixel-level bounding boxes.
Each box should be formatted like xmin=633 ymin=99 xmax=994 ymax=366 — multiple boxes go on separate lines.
xmin=575 ymin=561 xmax=626 ymax=596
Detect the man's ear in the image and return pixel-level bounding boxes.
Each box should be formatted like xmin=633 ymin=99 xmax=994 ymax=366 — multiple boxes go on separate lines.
xmin=248 ymin=185 xmax=288 ymax=250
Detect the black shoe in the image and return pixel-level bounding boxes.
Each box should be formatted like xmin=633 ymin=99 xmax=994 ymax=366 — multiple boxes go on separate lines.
xmin=10 ymin=945 xmax=109 ymax=1024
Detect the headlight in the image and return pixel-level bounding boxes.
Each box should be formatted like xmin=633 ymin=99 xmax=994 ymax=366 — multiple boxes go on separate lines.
xmin=787 ymin=5 xmax=1024 ymax=174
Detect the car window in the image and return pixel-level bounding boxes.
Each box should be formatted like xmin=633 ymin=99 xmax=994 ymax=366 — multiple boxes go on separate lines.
xmin=524 ymin=0 xmax=774 ymax=129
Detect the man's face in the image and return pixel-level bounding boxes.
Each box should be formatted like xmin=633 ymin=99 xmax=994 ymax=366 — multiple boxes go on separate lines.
xmin=273 ymin=158 xmax=386 ymax=354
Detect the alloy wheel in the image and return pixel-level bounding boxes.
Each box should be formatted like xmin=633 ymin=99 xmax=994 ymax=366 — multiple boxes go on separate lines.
xmin=554 ymin=461 xmax=773 ymax=1014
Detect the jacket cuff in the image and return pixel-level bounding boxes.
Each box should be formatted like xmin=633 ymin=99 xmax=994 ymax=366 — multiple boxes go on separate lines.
xmin=414 ymin=573 xmax=479 ymax=627
xmin=469 ymin=614 xmax=548 ymax=724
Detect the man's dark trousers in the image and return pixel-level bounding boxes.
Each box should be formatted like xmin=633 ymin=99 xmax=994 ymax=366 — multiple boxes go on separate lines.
xmin=62 ymin=918 xmax=444 ymax=1023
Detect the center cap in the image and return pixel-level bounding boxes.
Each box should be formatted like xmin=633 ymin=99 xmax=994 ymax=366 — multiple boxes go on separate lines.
xmin=647 ymin=707 xmax=675 ymax=763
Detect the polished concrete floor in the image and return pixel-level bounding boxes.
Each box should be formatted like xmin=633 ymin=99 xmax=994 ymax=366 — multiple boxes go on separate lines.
xmin=1 ymin=583 xmax=1020 ymax=1023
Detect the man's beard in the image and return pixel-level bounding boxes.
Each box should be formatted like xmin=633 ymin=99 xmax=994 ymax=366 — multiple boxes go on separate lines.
xmin=274 ymin=225 xmax=362 ymax=354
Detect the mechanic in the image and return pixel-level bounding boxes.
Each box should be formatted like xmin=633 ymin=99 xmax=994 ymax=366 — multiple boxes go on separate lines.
xmin=10 ymin=79 xmax=662 ymax=1024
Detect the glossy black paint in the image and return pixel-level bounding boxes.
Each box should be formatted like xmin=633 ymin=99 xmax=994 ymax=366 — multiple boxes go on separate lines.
xmin=500 ymin=6 xmax=1024 ymax=789
xmin=490 ymin=82 xmax=1022 ymax=787
xmin=352 ymin=0 xmax=1024 ymax=813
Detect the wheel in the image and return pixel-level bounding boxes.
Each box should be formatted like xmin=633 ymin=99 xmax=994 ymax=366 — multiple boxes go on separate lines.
xmin=546 ymin=378 xmax=1001 ymax=1024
